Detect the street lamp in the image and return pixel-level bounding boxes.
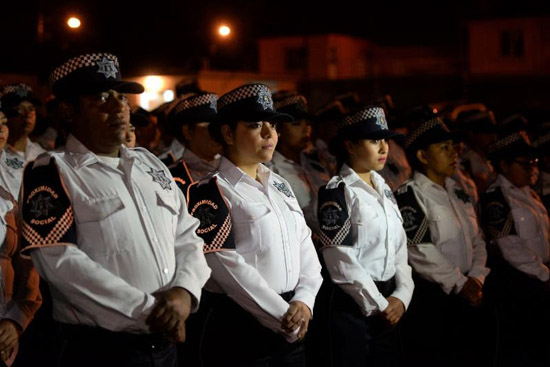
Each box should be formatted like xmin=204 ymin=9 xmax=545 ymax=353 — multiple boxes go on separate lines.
xmin=67 ymin=17 xmax=81 ymax=29
xmin=218 ymin=25 xmax=231 ymax=38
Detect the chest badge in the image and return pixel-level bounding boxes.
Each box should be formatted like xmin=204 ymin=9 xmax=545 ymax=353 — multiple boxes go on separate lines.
xmin=5 ymin=157 xmax=24 ymax=169
xmin=147 ymin=168 xmax=172 ymax=190
xmin=273 ymin=181 xmax=294 ymax=198
xmin=385 ymin=189 xmax=397 ymax=205
xmin=455 ymin=188 xmax=471 ymax=204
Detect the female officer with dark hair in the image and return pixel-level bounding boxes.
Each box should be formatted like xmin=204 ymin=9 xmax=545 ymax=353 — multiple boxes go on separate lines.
xmin=395 ymin=117 xmax=491 ymax=367
xmin=187 ymin=84 xmax=322 ymax=367
xmin=313 ymin=106 xmax=414 ymax=367
xmin=480 ymin=131 xmax=550 ymax=366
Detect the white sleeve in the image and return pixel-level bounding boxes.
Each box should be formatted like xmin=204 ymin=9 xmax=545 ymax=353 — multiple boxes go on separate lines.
xmin=170 ymin=189 xmax=211 ymax=312
xmin=390 ymin=227 xmax=414 ymax=309
xmin=496 ymin=235 xmax=550 ymax=282
xmin=467 ymin=227 xmax=491 ymax=283
xmin=322 ymin=246 xmax=389 ymax=316
xmin=408 ymin=243 xmax=468 ymax=294
xmin=30 ymin=246 xmax=156 ymax=333
xmin=205 ymin=251 xmax=298 ymax=342
xmin=289 ymin=213 xmax=323 ymax=313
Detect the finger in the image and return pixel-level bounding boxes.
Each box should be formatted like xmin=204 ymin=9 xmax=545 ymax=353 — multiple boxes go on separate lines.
xmin=146 ymin=303 xmax=167 ymax=325
xmin=283 ymin=305 xmax=299 ymax=323
xmin=297 ymin=319 xmax=309 ymax=340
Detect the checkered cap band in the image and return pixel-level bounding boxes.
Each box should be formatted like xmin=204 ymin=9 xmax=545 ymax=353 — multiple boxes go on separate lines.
xmin=488 ymin=132 xmax=530 ymax=154
xmin=405 ymin=118 xmax=445 ymax=149
xmin=217 ymin=84 xmax=272 ymax=110
xmin=274 ymin=95 xmax=307 ymax=110
xmin=172 ymin=93 xmax=217 ymax=115
xmin=534 ymin=131 xmax=550 ymax=148
xmin=0 ymin=83 xmax=33 ymax=100
xmin=338 ymin=107 xmax=386 ymax=129
xmin=49 ymin=53 xmax=120 ymax=87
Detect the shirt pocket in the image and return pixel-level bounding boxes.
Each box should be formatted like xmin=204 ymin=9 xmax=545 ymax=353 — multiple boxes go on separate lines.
xmin=231 ymin=202 xmax=272 ymax=253
xmin=73 ymin=195 xmax=129 ymax=258
xmin=427 ymin=204 xmax=460 ymax=247
xmin=351 ymin=204 xmax=380 ymax=248
xmin=512 ymin=207 xmax=539 ymax=240
xmin=283 ymin=199 xmax=307 ymax=243
xmin=155 ymin=191 xmax=180 ymax=239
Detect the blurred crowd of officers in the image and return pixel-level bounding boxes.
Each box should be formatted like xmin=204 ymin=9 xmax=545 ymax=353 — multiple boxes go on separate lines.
xmin=0 ymin=52 xmax=549 ymax=367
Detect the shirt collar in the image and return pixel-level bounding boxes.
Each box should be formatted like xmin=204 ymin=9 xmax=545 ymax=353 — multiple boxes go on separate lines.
xmin=413 ymin=171 xmax=447 ymax=192
xmin=218 ymin=156 xmax=256 ymax=187
xmin=340 ymin=164 xmax=388 ymax=195
xmin=64 ymin=134 xmax=139 ymax=169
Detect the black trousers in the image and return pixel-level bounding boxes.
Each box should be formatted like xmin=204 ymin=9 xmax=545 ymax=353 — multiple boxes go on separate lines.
xmin=308 ymin=277 xmax=401 ymax=367
xmin=56 ymin=323 xmax=178 ymax=367
xmin=196 ymin=291 xmax=305 ymax=367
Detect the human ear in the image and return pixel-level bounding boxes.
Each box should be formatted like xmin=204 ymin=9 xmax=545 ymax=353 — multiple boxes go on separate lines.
xmin=416 ymin=149 xmax=428 ymax=165
xmin=221 ymin=124 xmax=234 ymax=146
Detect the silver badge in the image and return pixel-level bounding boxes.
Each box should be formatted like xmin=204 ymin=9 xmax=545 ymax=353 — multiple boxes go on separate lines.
xmin=258 ymin=90 xmax=273 ymax=111
xmin=97 ymin=57 xmax=118 ymax=79
xmin=376 ymin=115 xmax=388 ymax=129
xmin=147 ymin=168 xmax=172 ymax=190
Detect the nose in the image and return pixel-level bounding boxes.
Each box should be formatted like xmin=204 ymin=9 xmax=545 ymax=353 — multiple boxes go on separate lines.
xmin=379 ymin=139 xmax=388 ymax=154
xmin=261 ymin=122 xmax=275 ymax=138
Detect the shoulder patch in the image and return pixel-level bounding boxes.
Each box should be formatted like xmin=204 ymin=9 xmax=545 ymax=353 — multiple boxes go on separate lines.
xmin=317 ymin=182 xmax=352 ymax=248
xmin=187 ymin=177 xmax=235 ymax=253
xmin=169 ymin=159 xmax=194 ymax=196
xmin=20 ymin=157 xmax=77 ymax=257
xmin=395 ymin=185 xmax=431 ymax=246
xmin=480 ymin=187 xmax=516 ymax=240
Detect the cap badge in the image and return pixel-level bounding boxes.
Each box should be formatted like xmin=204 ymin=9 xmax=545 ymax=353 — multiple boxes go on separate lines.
xmin=97 ymin=57 xmax=118 ymax=79
xmin=258 ymin=90 xmax=273 ymax=111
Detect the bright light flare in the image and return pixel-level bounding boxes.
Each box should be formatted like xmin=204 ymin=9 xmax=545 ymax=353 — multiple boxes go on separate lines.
xmin=67 ymin=17 xmax=81 ymax=29
xmin=143 ymin=76 xmax=164 ymax=92
xmin=218 ymin=25 xmax=231 ymax=37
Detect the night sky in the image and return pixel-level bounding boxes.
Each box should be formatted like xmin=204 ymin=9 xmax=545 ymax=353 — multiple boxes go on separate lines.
xmin=2 ymin=0 xmax=550 ymax=78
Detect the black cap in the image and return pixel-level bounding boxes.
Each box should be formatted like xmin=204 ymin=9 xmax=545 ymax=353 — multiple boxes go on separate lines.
xmin=457 ymin=110 xmax=497 ymax=133
xmin=533 ymin=130 xmax=550 ymax=156
xmin=0 ymin=84 xmax=42 ymax=117
xmin=488 ymin=131 xmax=537 ymax=161
xmin=130 ymin=107 xmax=150 ymax=127
xmin=169 ymin=93 xmax=218 ymax=125
xmin=49 ymin=53 xmax=144 ymax=99
xmin=216 ymin=84 xmax=292 ymax=123
xmin=273 ymin=92 xmax=313 ymax=121
xmin=405 ymin=117 xmax=461 ymax=155
xmin=314 ymin=100 xmax=347 ymax=122
xmin=337 ymin=106 xmax=401 ymax=141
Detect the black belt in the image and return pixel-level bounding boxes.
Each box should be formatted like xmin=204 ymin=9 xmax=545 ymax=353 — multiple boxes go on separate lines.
xmin=374 ymin=276 xmax=397 ymax=298
xmin=59 ymin=323 xmax=172 ymax=351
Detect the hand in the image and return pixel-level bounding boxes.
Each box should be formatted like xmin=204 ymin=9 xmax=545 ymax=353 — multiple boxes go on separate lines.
xmin=381 ymin=296 xmax=405 ymax=326
xmin=0 ymin=319 xmax=19 ymax=361
xmin=459 ymin=277 xmax=483 ymax=307
xmin=145 ymin=287 xmax=192 ymax=342
xmin=281 ymin=301 xmax=311 ymax=340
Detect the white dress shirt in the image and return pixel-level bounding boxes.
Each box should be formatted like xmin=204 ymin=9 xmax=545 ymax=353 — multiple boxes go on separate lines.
xmin=269 ymin=150 xmax=331 ymax=231
xmin=320 ymin=165 xmax=414 ymax=316
xmin=158 ymin=138 xmax=185 ymax=163
xmin=7 ymin=138 xmax=46 ymax=162
xmin=203 ymin=157 xmax=322 ymax=342
xmin=0 ymin=150 xmax=25 ymax=200
xmin=403 ymin=172 xmax=490 ymax=294
xmin=379 ymin=140 xmax=412 ymax=192
xmin=490 ymin=174 xmax=550 ymax=281
xmin=23 ymin=135 xmax=210 ymax=333
xmin=182 ymin=148 xmax=219 ymax=182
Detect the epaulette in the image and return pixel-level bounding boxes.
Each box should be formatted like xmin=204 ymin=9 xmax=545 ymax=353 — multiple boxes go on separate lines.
xmin=20 ymin=157 xmax=77 ymax=257
xmin=169 ymin=159 xmax=194 ymax=196
xmin=317 ymin=182 xmax=352 ymax=249
xmin=187 ymin=177 xmax=235 ymax=253
xmin=479 ymin=187 xmax=516 ymax=240
xmin=394 ymin=184 xmax=431 ymax=246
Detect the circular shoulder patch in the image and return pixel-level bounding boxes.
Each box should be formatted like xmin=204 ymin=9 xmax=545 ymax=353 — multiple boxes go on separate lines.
xmin=190 ymin=200 xmax=219 ymax=235
xmin=400 ymin=205 xmax=418 ymax=233
xmin=319 ymin=200 xmax=344 ymax=231
xmin=484 ymin=201 xmax=506 ymax=226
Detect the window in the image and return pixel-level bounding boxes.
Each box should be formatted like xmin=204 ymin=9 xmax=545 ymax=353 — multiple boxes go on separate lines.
xmin=500 ymin=30 xmax=524 ymax=57
xmin=284 ymin=47 xmax=307 ymax=71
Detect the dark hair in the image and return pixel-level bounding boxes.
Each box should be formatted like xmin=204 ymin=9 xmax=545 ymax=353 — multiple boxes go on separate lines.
xmin=208 ymin=119 xmax=239 ymax=152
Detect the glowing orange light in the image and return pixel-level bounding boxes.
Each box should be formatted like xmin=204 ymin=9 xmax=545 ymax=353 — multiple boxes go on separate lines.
xmin=432 ymin=108 xmax=438 ymax=114
xmin=218 ymin=25 xmax=231 ymax=37
xmin=67 ymin=17 xmax=81 ymax=29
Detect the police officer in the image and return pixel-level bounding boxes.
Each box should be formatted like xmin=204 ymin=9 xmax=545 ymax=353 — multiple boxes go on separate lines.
xmin=0 ymin=84 xmax=46 ymax=162
xmin=314 ymin=106 xmax=414 ymax=367
xmin=0 ymin=106 xmax=25 ymax=201
xmin=534 ymin=129 xmax=550 ymax=213
xmin=188 ymin=83 xmax=322 ymax=366
xmin=395 ymin=117 xmax=491 ymax=367
xmin=268 ymin=92 xmax=332 ymax=232
xmin=167 ymin=92 xmax=221 ymax=191
xmin=19 ymin=53 xmax=211 ymax=367
xmin=480 ymin=131 xmax=550 ymax=366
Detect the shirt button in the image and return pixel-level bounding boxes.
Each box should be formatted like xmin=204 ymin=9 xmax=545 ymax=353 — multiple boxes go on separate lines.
xmin=153 ymin=237 xmax=158 ymax=242
xmin=163 ymin=268 xmax=169 ymax=274
xmin=520 ymin=217 xmax=525 ymax=221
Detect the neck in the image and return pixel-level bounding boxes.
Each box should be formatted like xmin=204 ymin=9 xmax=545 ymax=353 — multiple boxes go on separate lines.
xmin=425 ymin=169 xmax=447 ymax=188
xmin=277 ymin=144 xmax=301 ymax=164
xmin=357 ymin=170 xmax=374 ymax=188
xmin=187 ymin=144 xmax=215 ymax=162
xmin=226 ymin=151 xmax=259 ymax=180
xmin=9 ymin=135 xmax=28 ymax=152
